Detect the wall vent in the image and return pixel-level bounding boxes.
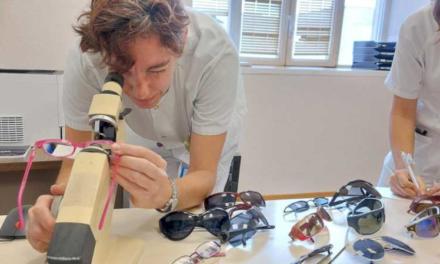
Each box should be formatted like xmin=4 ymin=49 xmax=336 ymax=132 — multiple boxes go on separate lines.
xmin=0 ymin=115 xmax=24 ymax=143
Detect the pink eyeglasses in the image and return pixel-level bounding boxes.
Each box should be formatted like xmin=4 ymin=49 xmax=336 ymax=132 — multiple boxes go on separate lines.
xmin=17 ymin=139 xmax=120 ymax=231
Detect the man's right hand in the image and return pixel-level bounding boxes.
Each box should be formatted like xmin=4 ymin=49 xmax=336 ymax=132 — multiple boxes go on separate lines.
xmin=26 ymin=183 xmax=65 ymax=252
xmin=389 ymin=169 xmax=425 ymax=198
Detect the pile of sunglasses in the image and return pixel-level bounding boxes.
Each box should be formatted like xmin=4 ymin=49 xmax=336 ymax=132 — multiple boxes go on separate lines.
xmin=347 ymin=198 xmax=385 ymax=235
xmin=160 ymin=191 xmax=274 ymax=247
xmin=405 ymin=206 xmax=440 ymax=238
xmin=350 ymin=236 xmax=415 ymax=262
xmin=329 ymin=179 xmax=382 ymax=207
xmin=289 ymin=207 xmax=332 ymax=242
xmin=408 ymin=195 xmax=440 ymax=214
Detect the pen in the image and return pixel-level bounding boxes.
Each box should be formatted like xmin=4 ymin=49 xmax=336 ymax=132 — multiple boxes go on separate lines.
xmin=400 ymin=152 xmax=420 ymax=190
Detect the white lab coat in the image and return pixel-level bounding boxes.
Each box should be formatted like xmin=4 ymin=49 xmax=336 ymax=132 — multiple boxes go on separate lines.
xmin=379 ymin=3 xmax=440 ymax=187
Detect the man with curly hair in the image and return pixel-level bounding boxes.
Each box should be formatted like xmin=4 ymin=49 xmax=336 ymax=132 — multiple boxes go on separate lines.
xmin=27 ymin=0 xmax=246 ymax=252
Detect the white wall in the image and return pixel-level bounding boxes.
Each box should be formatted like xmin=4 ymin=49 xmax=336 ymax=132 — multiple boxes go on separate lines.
xmin=238 ymin=69 xmax=392 ymax=194
xmin=0 ymin=0 xmax=89 ymax=70
xmin=384 ymin=0 xmax=432 ymax=41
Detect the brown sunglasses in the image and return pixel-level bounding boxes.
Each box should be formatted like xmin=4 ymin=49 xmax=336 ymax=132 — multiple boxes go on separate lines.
xmin=408 ymin=195 xmax=440 ymax=214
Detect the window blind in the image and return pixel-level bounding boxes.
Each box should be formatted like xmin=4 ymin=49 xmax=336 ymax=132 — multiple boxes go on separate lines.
xmin=292 ymin=0 xmax=336 ymax=59
xmin=240 ymin=0 xmax=283 ymax=56
xmin=192 ymin=0 xmax=229 ymax=17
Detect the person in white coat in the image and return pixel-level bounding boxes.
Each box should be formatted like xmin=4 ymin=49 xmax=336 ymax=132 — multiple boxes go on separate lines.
xmin=379 ymin=0 xmax=440 ymax=198
xmin=26 ymin=0 xmax=246 ymax=252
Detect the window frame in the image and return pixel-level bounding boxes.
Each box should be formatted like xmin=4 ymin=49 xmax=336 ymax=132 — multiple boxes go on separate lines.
xmin=285 ymin=0 xmax=345 ymax=67
xmin=191 ymin=0 xmax=385 ymax=68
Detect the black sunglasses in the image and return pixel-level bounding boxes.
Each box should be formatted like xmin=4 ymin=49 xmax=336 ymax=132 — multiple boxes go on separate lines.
xmin=329 ymin=179 xmax=382 ymax=207
xmin=284 ymin=197 xmax=329 ymax=215
xmin=347 ymin=198 xmax=385 ymax=235
xmin=159 ymin=208 xmax=230 ymax=241
xmin=223 ymin=207 xmax=275 ymax=247
xmin=204 ymin=191 xmax=265 ymax=210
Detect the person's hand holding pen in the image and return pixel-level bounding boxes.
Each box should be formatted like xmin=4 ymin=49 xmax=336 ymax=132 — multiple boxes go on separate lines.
xmin=390 ymin=169 xmax=426 ymax=198
xmin=389 ymin=152 xmax=426 ymax=198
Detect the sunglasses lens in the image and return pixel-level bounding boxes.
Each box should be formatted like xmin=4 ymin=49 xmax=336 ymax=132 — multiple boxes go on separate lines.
xmin=353 ymin=210 xmax=384 ymax=235
xmin=380 ymin=236 xmax=415 ymax=255
xmin=205 ymin=193 xmax=236 ymax=210
xmin=293 ymin=214 xmax=324 ymax=239
xmin=203 ymin=210 xmax=230 ymax=236
xmin=287 ymin=201 xmax=309 ymax=213
xmin=353 ymin=239 xmax=385 ymax=261
xmin=314 ymin=197 xmax=329 ymax=206
xmin=415 ymin=216 xmax=440 ymax=237
xmin=159 ymin=212 xmax=194 ymax=240
xmin=240 ymin=191 xmax=265 ymax=207
xmin=195 ymin=241 xmax=221 ymax=258
xmin=229 ymin=229 xmax=257 ymax=247
xmin=42 ymin=142 xmax=74 ymax=157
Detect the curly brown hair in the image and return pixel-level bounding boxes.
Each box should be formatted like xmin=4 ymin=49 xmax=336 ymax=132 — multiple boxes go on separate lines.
xmin=74 ymin=0 xmax=189 ymax=73
xmin=435 ymin=0 xmax=440 ymax=26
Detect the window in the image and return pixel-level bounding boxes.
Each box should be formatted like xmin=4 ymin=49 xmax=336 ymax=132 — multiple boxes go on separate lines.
xmin=338 ymin=0 xmax=380 ymax=65
xmin=191 ymin=0 xmax=230 ymax=31
xmin=192 ymin=0 xmax=382 ymax=67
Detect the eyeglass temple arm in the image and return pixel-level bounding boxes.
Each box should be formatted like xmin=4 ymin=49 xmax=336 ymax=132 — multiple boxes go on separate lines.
xmin=17 ymin=148 xmax=37 ymax=230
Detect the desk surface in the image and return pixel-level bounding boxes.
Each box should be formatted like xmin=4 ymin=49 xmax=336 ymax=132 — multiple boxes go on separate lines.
xmin=1 ymin=188 xmax=439 ymax=264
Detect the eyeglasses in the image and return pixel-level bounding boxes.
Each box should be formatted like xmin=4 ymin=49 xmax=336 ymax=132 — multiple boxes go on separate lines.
xmin=289 ymin=207 xmax=332 ymax=242
xmin=329 ymin=179 xmax=382 ymax=207
xmin=171 ymin=240 xmax=225 ymax=264
xmin=292 ymin=244 xmax=333 ymax=264
xmin=204 ymin=191 xmax=265 ymax=210
xmin=408 ymin=195 xmax=440 ymax=214
xmin=351 ymin=236 xmax=415 ymax=262
xmin=17 ymin=139 xmax=118 ymax=231
xmin=224 ymin=206 xmax=275 ymax=247
xmin=159 ymin=208 xmax=230 ymax=241
xmin=284 ymin=197 xmax=329 ymax=215
xmin=405 ymin=206 xmax=440 ymax=238
xmin=347 ymin=198 xmax=385 ymax=235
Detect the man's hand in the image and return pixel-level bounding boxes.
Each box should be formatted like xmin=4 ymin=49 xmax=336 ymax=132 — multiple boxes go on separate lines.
xmin=26 ymin=183 xmax=65 ymax=252
xmin=111 ymin=143 xmax=170 ymax=209
xmin=389 ymin=169 xmax=426 ymax=198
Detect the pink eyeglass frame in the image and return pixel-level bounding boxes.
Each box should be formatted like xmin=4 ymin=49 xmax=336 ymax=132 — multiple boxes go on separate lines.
xmin=17 ymin=138 xmax=120 ymax=231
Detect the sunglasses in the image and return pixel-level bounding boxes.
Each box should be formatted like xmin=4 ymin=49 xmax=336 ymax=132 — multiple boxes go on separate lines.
xmin=408 ymin=195 xmax=440 ymax=214
xmin=204 ymin=191 xmax=265 ymax=210
xmin=329 ymin=179 xmax=382 ymax=207
xmin=351 ymin=236 xmax=415 ymax=262
xmin=347 ymin=198 xmax=385 ymax=235
xmin=289 ymin=207 xmax=332 ymax=242
xmin=284 ymin=197 xmax=329 ymax=215
xmin=17 ymin=139 xmax=118 ymax=231
xmin=405 ymin=206 xmax=440 ymax=238
xmin=224 ymin=206 xmax=275 ymax=247
xmin=159 ymin=208 xmax=230 ymax=241
xmin=171 ymin=240 xmax=225 ymax=264
xmin=293 ymin=244 xmax=333 ymax=264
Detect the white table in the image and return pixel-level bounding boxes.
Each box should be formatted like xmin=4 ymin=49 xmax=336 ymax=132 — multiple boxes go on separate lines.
xmin=1 ymin=188 xmax=439 ymax=263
